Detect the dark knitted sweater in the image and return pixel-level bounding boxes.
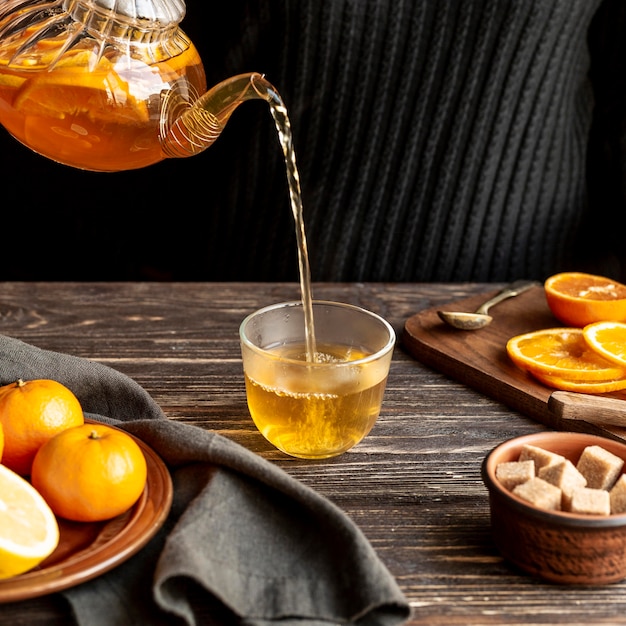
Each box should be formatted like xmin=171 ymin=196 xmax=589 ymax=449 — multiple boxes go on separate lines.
xmin=2 ymin=0 xmax=625 ymax=282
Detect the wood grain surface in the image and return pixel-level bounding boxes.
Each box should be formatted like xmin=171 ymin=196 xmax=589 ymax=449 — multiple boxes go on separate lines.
xmin=0 ymin=282 xmax=625 ymax=625
xmin=403 ymin=285 xmax=626 ymax=443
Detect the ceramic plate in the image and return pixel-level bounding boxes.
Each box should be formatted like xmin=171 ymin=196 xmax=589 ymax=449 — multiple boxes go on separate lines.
xmin=0 ymin=422 xmax=173 ymax=603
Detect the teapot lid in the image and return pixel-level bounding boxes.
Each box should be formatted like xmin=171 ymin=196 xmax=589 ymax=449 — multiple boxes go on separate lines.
xmin=80 ymin=0 xmax=185 ymax=26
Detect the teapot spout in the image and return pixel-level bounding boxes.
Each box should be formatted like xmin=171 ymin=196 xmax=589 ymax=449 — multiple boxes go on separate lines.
xmin=160 ymin=72 xmax=278 ymax=158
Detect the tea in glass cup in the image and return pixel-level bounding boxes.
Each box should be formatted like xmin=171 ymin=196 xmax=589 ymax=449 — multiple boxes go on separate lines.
xmin=239 ymin=301 xmax=395 ymax=459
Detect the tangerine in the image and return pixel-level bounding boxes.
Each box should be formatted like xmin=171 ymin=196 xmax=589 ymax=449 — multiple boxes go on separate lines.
xmin=31 ymin=423 xmax=148 ymax=522
xmin=544 ymin=272 xmax=626 ymax=327
xmin=0 ymin=379 xmax=84 ymax=476
xmin=0 ymin=463 xmax=59 ymax=579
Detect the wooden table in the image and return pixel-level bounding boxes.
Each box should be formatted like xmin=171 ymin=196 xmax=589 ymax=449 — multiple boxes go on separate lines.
xmin=0 ymin=281 xmax=623 ymax=625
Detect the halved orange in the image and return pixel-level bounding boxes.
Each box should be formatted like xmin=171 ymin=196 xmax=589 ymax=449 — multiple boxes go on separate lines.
xmin=0 ymin=463 xmax=59 ymax=579
xmin=506 ymin=328 xmax=626 ymax=381
xmin=583 ymin=321 xmax=626 ymax=369
xmin=544 ymin=272 xmax=626 ymax=327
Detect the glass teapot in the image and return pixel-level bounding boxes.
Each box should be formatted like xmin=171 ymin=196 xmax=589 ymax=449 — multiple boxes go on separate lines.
xmin=0 ymin=0 xmax=279 ymax=171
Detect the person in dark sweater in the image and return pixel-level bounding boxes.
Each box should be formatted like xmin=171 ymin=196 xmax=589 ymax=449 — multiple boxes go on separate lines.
xmin=1 ymin=0 xmax=624 ymax=283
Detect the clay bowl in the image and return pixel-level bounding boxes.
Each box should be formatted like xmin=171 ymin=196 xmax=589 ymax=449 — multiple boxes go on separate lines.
xmin=482 ymin=431 xmax=626 ymax=585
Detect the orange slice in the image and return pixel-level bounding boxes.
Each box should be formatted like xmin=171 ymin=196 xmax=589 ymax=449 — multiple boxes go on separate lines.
xmin=544 ymin=272 xmax=626 ymax=327
xmin=506 ymin=328 xmax=626 ymax=381
xmin=14 ymin=53 xmax=150 ymax=124
xmin=0 ymin=71 xmax=26 ymax=89
xmin=529 ymin=370 xmax=626 ymax=394
xmin=583 ymin=321 xmax=626 ymax=369
xmin=15 ymin=71 xmax=150 ymax=124
xmin=151 ymin=42 xmax=203 ymax=83
xmin=4 ymin=32 xmax=202 ymax=126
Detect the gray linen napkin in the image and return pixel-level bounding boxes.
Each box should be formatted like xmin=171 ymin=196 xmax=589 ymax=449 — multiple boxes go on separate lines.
xmin=0 ymin=334 xmax=410 ymax=625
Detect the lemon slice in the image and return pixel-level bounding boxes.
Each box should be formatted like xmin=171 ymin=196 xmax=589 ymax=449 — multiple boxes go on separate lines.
xmin=0 ymin=463 xmax=59 ymax=579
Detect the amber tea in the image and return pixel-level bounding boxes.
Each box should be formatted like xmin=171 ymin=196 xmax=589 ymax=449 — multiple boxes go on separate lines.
xmin=240 ymin=301 xmax=395 ymax=459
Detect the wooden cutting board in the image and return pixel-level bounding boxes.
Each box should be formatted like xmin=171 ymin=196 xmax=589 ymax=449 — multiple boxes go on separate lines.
xmin=402 ymin=285 xmax=626 ymax=443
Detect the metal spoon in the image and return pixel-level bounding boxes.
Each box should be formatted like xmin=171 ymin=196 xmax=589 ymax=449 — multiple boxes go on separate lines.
xmin=437 ymin=280 xmax=541 ymax=330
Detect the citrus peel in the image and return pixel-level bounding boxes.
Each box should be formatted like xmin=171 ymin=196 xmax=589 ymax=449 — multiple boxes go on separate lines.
xmin=529 ymin=370 xmax=626 ymax=394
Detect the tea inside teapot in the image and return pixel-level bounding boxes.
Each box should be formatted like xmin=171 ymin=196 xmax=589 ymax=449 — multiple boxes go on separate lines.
xmin=0 ymin=0 xmax=276 ymax=171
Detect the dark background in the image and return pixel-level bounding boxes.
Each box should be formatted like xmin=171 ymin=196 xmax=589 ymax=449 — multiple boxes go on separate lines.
xmin=1 ymin=0 xmax=624 ymax=282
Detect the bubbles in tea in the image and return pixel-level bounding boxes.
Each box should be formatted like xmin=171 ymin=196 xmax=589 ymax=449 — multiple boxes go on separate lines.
xmin=244 ymin=343 xmax=389 ymax=459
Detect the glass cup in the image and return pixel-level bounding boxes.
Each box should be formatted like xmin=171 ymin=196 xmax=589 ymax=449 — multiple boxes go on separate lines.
xmin=239 ymin=300 xmax=396 ymax=459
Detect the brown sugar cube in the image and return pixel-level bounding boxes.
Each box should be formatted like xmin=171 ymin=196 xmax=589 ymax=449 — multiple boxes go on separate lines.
xmin=577 ymin=445 xmax=625 ymax=490
xmin=496 ymin=460 xmax=535 ymax=491
xmin=512 ymin=477 xmax=562 ymax=511
xmin=518 ymin=444 xmax=565 ymax=472
xmin=610 ymin=474 xmax=626 ymax=514
xmin=538 ymin=459 xmax=587 ymax=510
xmin=570 ymin=487 xmax=611 ymax=516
